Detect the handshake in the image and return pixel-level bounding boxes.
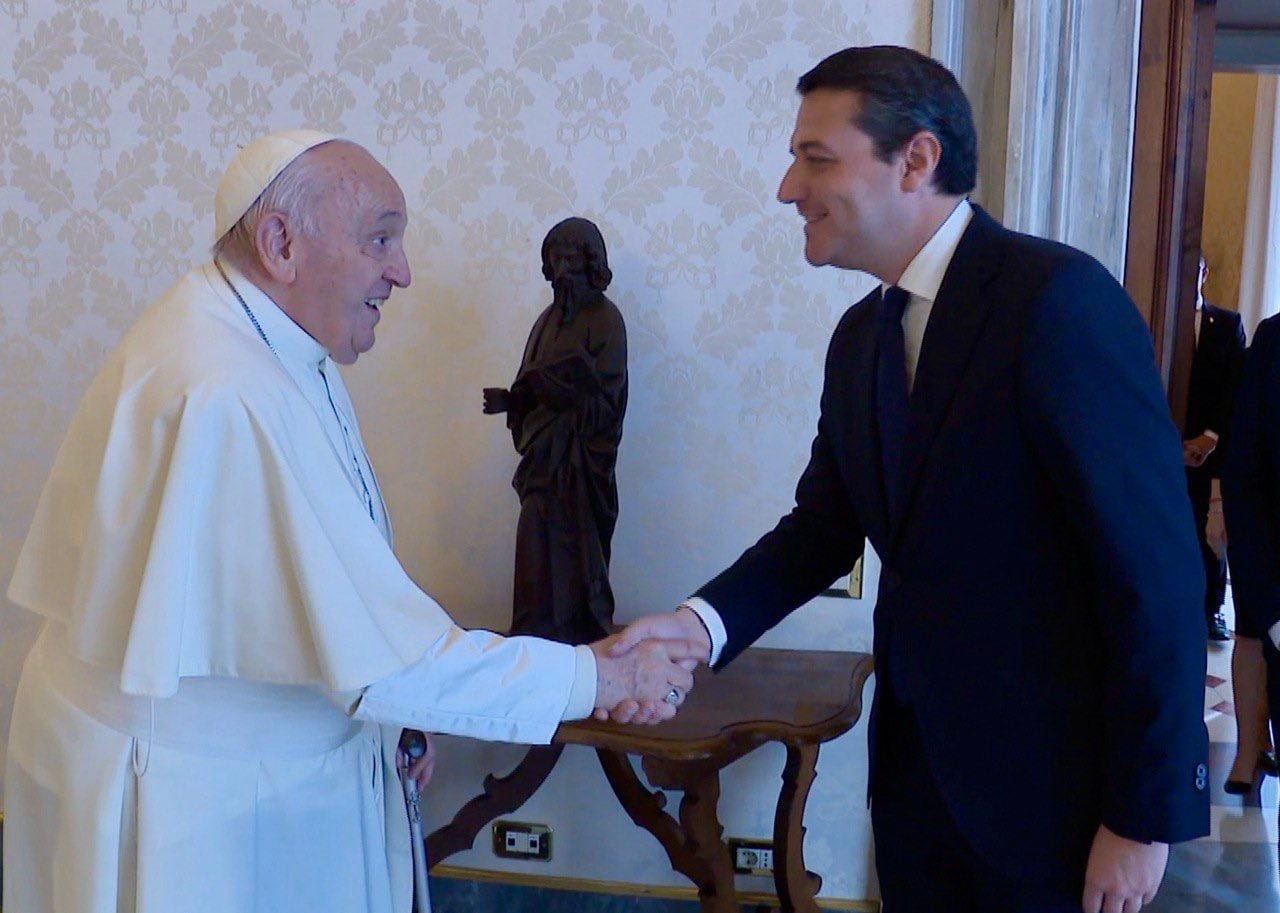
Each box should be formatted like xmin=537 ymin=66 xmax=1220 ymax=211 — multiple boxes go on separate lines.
xmin=589 ymin=605 xmax=712 ymax=724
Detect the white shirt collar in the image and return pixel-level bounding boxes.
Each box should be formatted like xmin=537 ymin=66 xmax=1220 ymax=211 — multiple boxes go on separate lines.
xmin=214 ymin=260 xmax=328 ymax=370
xmin=890 ymin=198 xmax=974 ymax=302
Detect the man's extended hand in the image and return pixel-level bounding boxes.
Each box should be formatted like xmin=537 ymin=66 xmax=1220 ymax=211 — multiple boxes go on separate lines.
xmin=1082 ymin=824 xmax=1167 ymax=913
xmin=592 ymin=607 xmax=712 ymax=723
xmin=609 ymin=606 xmax=711 ymax=662
xmin=590 ymin=634 xmax=698 ymax=725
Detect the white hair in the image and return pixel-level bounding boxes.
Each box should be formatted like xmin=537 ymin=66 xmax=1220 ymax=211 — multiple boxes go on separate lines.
xmin=211 ymin=139 xmax=350 ymax=262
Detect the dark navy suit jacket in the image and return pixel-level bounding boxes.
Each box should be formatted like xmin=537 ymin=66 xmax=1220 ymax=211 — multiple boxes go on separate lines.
xmin=697 ymin=206 xmax=1209 ymax=882
xmin=1186 ymin=301 xmax=1246 ymax=476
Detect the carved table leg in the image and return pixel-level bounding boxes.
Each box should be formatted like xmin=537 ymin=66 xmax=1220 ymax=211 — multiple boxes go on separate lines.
xmin=426 ymin=743 xmax=563 ymax=866
xmin=595 ymin=749 xmax=712 ymax=887
xmin=673 ymin=766 xmax=738 ymax=913
xmin=773 ymin=743 xmax=823 ymax=913
xmin=595 ymin=750 xmax=738 ymax=913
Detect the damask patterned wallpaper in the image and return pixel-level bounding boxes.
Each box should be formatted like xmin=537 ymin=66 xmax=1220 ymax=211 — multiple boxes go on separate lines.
xmin=0 ymin=0 xmax=929 ymax=898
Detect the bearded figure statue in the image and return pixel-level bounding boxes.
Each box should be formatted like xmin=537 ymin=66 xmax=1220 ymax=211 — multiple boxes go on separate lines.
xmin=483 ymin=217 xmax=628 ymax=645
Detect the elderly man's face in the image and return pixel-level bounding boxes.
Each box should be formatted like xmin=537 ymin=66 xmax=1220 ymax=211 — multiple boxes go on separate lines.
xmin=291 ymin=144 xmax=411 ymax=364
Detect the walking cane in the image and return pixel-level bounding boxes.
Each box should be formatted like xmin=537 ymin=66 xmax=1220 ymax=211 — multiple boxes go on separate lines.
xmin=398 ymin=729 xmax=432 ymax=913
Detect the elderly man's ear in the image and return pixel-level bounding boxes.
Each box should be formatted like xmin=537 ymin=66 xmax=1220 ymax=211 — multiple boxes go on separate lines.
xmin=255 ymin=212 xmax=299 ymax=284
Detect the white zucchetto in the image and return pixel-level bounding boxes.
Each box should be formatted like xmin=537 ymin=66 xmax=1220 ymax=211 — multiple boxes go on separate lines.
xmin=213 ymin=129 xmax=337 ymax=241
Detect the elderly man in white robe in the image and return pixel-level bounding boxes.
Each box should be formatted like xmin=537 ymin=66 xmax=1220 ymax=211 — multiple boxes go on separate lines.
xmin=2 ymin=130 xmax=701 ymax=913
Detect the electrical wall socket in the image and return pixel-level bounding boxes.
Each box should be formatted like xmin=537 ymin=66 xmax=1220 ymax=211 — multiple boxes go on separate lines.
xmin=492 ymin=820 xmax=553 ymax=861
xmin=728 ymin=837 xmax=774 ymax=875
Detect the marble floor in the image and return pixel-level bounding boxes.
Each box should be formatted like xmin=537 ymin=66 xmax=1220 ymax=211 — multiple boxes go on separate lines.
xmin=1150 ymin=839 xmax=1278 ymax=912
xmin=1151 ymin=589 xmax=1280 ymax=912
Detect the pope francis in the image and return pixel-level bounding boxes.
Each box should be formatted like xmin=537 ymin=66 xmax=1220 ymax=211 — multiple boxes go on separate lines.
xmin=2 ymin=131 xmax=699 ymax=913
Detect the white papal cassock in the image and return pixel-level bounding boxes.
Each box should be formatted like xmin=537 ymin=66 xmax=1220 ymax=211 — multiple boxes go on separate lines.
xmin=3 ymin=261 xmax=597 ymax=912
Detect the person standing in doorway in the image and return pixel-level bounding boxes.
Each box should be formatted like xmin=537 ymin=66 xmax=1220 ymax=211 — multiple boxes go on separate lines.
xmin=1183 ymin=254 xmax=1247 ymax=642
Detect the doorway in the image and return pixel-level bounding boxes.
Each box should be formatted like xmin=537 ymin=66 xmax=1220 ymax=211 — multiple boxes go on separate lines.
xmin=1128 ymin=2 xmax=1280 ymax=908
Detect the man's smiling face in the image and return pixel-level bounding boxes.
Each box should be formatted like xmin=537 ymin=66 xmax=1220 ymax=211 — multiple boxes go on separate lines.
xmin=776 ymin=88 xmax=906 ymax=274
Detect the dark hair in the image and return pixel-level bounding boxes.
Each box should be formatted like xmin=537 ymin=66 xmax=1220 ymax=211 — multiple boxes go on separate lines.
xmin=797 ymin=45 xmax=977 ymax=195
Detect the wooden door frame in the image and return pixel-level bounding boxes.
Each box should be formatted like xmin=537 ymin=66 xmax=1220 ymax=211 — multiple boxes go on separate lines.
xmin=1125 ymin=0 xmax=1219 ymax=428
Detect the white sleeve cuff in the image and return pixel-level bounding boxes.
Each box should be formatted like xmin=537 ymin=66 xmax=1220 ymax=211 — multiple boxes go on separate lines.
xmin=1270 ymin=620 xmax=1280 ymax=651
xmin=563 ymin=644 xmax=598 ymax=720
xmin=349 ymin=626 xmax=582 ymax=744
xmin=1204 ymin=429 xmax=1220 ymax=441
xmin=684 ymin=596 xmax=727 ymax=666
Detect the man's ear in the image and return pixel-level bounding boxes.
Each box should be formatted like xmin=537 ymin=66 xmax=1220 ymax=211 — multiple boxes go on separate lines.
xmin=900 ymin=131 xmax=943 ymax=194
xmin=255 ymin=212 xmax=298 ymax=284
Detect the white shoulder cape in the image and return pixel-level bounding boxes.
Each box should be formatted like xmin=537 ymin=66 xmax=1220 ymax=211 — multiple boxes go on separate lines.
xmin=9 ymin=266 xmax=453 ymax=697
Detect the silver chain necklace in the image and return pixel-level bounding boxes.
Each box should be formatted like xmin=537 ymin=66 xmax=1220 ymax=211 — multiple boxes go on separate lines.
xmin=214 ymin=259 xmax=377 ymax=525
xmin=214 ymin=258 xmax=278 ymax=357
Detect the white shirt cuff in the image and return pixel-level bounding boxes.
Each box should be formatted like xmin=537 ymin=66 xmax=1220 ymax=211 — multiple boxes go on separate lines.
xmin=684 ymin=597 xmax=727 ymax=666
xmin=1269 ymin=620 xmax=1280 ymax=651
xmin=1204 ymin=429 xmax=1219 ymax=442
xmin=564 ymin=644 xmax=598 ymax=720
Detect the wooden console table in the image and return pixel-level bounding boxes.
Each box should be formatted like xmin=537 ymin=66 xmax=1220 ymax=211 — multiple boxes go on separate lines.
xmin=427 ymin=647 xmax=875 ymax=913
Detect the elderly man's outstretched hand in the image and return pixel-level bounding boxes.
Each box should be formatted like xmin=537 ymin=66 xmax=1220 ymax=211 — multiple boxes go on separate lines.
xmin=590 ymin=634 xmax=700 ymax=724
xmin=589 ymin=607 xmax=712 ymax=724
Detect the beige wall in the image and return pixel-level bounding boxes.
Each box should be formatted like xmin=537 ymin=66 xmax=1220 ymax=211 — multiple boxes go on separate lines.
xmin=1202 ymin=72 xmax=1260 ymax=310
xmin=0 ymin=0 xmax=934 ymax=901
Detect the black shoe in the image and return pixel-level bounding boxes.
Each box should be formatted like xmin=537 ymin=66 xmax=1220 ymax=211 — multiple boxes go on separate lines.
xmin=1224 ymin=778 xmax=1256 ymax=795
xmin=1208 ymin=613 xmax=1231 ymax=642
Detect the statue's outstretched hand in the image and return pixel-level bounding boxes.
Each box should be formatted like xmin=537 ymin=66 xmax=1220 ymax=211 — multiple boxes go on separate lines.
xmin=482 ymin=387 xmax=510 ymax=414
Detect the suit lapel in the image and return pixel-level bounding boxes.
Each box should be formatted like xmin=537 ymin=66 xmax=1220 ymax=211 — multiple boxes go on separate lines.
xmin=889 ymin=207 xmax=1005 ymax=542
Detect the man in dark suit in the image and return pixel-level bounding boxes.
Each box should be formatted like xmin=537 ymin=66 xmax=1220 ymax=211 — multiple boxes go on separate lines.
xmin=609 ymin=46 xmax=1209 ymax=913
xmin=1183 ymin=255 xmax=1247 ymax=641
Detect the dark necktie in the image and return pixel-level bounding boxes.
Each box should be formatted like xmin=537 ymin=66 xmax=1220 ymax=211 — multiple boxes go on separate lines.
xmin=876 ymin=285 xmax=910 ymax=516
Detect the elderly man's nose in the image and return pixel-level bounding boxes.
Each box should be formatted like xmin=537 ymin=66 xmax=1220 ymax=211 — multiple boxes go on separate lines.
xmin=388 ymin=249 xmax=411 ymax=288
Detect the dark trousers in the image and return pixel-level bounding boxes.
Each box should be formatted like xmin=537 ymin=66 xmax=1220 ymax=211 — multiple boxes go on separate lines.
xmin=1186 ymin=468 xmax=1227 ymax=619
xmin=871 ymin=695 xmax=1083 ymax=913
